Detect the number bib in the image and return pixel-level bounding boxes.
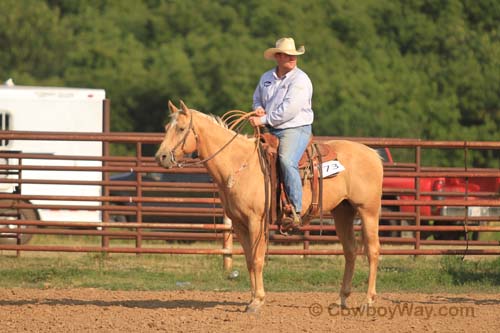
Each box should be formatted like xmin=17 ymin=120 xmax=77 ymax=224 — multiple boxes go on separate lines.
xmin=321 ymin=160 xmax=345 ymax=177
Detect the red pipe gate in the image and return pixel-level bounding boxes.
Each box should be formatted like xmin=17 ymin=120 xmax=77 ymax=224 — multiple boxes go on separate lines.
xmin=0 ymin=108 xmax=499 ymax=269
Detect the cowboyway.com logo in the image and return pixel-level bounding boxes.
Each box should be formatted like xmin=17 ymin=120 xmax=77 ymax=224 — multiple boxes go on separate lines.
xmin=308 ymin=302 xmax=476 ymax=319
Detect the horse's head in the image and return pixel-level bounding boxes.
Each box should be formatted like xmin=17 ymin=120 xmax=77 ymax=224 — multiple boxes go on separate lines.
xmin=155 ymin=100 xmax=198 ymax=168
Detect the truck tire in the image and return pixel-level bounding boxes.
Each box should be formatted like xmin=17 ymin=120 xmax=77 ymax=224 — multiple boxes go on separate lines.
xmin=432 ymin=221 xmax=463 ymax=240
xmin=470 ymin=228 xmax=480 ymax=241
xmin=0 ymin=200 xmax=38 ymax=245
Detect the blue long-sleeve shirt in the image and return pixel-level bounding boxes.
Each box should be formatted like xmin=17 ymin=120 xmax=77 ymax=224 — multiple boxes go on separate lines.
xmin=252 ymin=66 xmax=314 ymax=129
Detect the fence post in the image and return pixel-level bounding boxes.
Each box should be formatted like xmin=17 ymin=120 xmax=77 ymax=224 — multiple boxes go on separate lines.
xmin=415 ymin=146 xmax=421 ymax=253
xmin=101 ymin=99 xmax=111 ymax=255
xmin=135 ymin=142 xmax=143 ymax=255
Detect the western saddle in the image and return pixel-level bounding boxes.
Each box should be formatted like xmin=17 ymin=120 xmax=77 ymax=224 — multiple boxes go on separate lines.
xmin=259 ymin=133 xmax=338 ymax=229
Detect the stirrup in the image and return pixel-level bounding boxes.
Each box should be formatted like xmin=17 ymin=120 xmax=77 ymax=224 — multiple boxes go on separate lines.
xmin=278 ymin=212 xmax=301 ymax=235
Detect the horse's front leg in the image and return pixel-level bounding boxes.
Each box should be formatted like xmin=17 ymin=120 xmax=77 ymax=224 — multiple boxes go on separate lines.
xmin=246 ymin=229 xmax=267 ymax=313
xmin=232 ymin=219 xmax=268 ymax=312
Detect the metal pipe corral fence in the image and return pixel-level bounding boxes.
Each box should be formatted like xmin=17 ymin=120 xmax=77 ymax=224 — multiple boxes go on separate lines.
xmin=1 ymin=129 xmax=499 ymax=270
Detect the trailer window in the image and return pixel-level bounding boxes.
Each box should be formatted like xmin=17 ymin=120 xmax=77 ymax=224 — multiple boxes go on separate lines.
xmin=0 ymin=111 xmax=10 ymax=146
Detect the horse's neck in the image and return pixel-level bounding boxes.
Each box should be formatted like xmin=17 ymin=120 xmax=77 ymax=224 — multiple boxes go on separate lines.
xmin=194 ymin=113 xmax=258 ymax=185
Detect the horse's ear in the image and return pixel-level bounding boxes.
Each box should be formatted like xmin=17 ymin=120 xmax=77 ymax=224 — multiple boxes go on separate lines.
xmin=179 ymin=100 xmax=191 ymax=116
xmin=168 ymin=100 xmax=179 ymax=114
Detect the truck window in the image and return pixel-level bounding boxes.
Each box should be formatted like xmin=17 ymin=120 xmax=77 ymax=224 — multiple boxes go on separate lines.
xmin=0 ymin=111 xmax=10 ymax=146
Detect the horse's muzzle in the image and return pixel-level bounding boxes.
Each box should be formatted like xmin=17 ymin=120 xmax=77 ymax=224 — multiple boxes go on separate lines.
xmin=155 ymin=153 xmax=173 ymax=169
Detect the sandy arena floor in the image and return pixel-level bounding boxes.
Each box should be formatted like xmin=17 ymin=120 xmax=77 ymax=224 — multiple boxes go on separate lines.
xmin=0 ymin=289 xmax=499 ymax=332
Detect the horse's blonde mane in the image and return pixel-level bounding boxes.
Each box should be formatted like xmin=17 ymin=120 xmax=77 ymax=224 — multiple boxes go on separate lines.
xmin=168 ymin=108 xmax=255 ymax=141
xmin=196 ymin=109 xmax=257 ymax=141
xmin=206 ymin=113 xmax=229 ymax=128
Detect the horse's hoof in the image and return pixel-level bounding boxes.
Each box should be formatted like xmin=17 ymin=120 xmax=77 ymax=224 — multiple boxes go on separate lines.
xmin=336 ymin=298 xmax=348 ymax=309
xmin=245 ymin=300 xmax=265 ymax=313
xmin=360 ymin=300 xmax=374 ymax=312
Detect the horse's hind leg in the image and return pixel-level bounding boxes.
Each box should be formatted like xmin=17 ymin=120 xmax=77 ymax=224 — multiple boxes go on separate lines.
xmin=358 ymin=206 xmax=380 ymax=306
xmin=332 ymin=201 xmax=357 ymax=308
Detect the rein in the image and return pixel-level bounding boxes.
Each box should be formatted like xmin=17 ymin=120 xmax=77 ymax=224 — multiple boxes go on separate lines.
xmin=168 ymin=108 xmax=272 ymax=258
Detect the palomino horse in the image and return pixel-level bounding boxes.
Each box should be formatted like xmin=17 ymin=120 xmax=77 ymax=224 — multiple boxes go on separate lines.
xmin=155 ymin=101 xmax=383 ymax=312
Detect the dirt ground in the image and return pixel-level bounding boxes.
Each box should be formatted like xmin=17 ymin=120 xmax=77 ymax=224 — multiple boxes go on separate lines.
xmin=0 ymin=288 xmax=499 ymax=332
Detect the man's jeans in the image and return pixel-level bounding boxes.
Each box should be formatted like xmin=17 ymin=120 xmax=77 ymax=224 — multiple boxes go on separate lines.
xmin=269 ymin=125 xmax=312 ymax=213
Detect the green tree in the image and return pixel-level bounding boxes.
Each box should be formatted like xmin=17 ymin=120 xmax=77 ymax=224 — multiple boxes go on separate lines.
xmin=0 ymin=0 xmax=71 ymax=85
xmin=0 ymin=0 xmax=498 ymax=164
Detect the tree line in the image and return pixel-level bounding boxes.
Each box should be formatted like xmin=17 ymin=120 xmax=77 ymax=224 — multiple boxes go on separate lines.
xmin=1 ymin=0 xmax=498 ymax=164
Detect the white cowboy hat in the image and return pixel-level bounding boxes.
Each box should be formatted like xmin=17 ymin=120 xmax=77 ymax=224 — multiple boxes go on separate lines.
xmin=263 ymin=37 xmax=305 ymax=60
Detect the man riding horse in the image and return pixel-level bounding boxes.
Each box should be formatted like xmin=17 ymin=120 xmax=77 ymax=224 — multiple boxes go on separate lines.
xmin=249 ymin=37 xmax=314 ymax=230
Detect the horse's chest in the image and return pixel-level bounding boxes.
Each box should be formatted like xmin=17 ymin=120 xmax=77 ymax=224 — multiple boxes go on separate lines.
xmin=220 ymin=191 xmax=259 ymax=219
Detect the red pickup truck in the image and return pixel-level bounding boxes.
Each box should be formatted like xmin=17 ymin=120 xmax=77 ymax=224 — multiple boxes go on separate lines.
xmin=379 ymin=148 xmax=500 ymax=240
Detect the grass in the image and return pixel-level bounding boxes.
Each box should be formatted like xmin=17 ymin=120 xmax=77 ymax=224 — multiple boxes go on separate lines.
xmin=1 ymin=249 xmax=499 ymax=294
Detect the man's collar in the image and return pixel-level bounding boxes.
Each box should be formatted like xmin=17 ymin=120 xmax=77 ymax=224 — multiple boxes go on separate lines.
xmin=273 ymin=66 xmax=297 ymax=79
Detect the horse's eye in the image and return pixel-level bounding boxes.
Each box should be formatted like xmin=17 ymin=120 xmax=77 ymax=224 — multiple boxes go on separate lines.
xmin=178 ymin=127 xmax=185 ymax=132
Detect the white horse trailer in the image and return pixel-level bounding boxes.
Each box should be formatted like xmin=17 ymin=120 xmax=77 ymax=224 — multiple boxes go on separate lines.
xmin=0 ymin=84 xmax=105 ymax=244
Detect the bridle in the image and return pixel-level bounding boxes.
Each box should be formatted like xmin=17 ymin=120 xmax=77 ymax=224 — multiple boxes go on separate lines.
xmin=166 ymin=111 xmax=196 ymax=168
xmin=166 ymin=111 xmax=244 ymax=168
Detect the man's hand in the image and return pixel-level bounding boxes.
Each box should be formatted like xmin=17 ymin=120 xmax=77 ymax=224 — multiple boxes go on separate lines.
xmin=249 ymin=116 xmax=264 ymax=127
xmin=249 ymin=107 xmax=266 ymax=127
xmin=254 ymin=107 xmax=266 ymax=117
